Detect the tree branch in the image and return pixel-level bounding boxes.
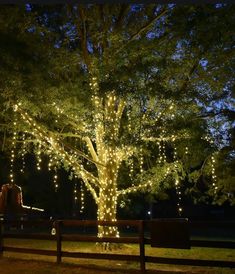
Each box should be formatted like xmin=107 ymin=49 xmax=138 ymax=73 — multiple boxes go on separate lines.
xmin=115 ymin=9 xmax=168 ymax=55
xmin=192 ymin=109 xmax=235 ymax=121
xmin=14 ymin=105 xmax=103 ymax=185
xmin=56 ymin=132 xmax=84 ymax=139
xmin=117 ymin=180 xmax=152 ymax=196
xmin=142 ymin=135 xmax=190 ymax=142
xmin=113 ymin=4 xmax=130 ymax=31
xmin=83 ymin=136 xmax=99 ymax=163
xmin=62 ymin=141 xmax=105 ymax=167
xmin=200 ymin=154 xmax=211 ymax=176
xmin=81 ymin=176 xmax=98 ymax=202
xmin=178 ymin=46 xmax=210 ymax=94
xmin=116 ymin=98 xmax=126 ymax=120
xmin=78 ymin=6 xmax=91 ymax=70
xmin=178 ymin=61 xmax=199 ymax=94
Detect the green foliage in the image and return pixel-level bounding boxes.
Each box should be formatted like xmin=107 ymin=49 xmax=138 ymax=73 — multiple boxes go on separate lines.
xmin=0 ymin=4 xmax=234 ymax=210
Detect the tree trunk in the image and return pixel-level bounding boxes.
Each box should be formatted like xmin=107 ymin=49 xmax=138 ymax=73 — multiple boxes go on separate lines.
xmin=97 ymin=161 xmax=119 ymax=239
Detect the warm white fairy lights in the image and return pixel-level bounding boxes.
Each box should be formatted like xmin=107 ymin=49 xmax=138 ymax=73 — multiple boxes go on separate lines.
xmin=90 ymin=76 xmax=124 ymax=238
xmin=157 ymin=141 xmax=162 ymax=164
xmin=127 ymin=109 xmax=132 ymax=132
xmin=53 ymin=170 xmax=58 ymax=191
xmin=20 ymin=133 xmax=26 ymax=173
xmin=157 ymin=135 xmax=167 ymax=165
xmin=48 ymin=153 xmax=59 ymax=190
xmin=118 ymin=179 xmax=153 ymax=196
xmin=80 ymin=182 xmax=85 ymax=213
xmin=15 ymin=103 xmax=96 ymax=186
xmin=175 ymin=176 xmax=183 ymax=216
xmin=16 ymin=99 xmax=169 ymax=228
xmin=9 ymin=121 xmax=17 ymax=184
xmin=162 ymin=142 xmax=167 ymax=163
xmin=202 ymin=135 xmax=214 ymax=145
xmin=172 ymin=143 xmax=183 ymax=216
xmin=211 ymin=155 xmax=218 ymax=193
xmin=14 ymin=103 xmax=99 ymax=198
xmin=74 ymin=182 xmax=78 ymax=203
xmin=53 ymin=156 xmax=60 ymax=191
xmin=13 ymin=93 xmax=190 ymax=239
xmin=201 ymin=134 xmax=218 ymax=194
xmin=48 ymin=154 xmax=53 ymax=171
xmin=139 ymin=147 xmax=144 ymax=173
xmin=36 ymin=142 xmax=42 ymax=170
xmin=129 ymin=158 xmax=134 ymax=179
xmin=173 ymin=144 xmax=178 ymax=162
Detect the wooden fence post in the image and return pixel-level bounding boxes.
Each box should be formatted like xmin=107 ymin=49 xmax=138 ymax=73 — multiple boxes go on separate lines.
xmin=139 ymin=220 xmax=145 ymax=273
xmin=0 ymin=220 xmax=3 ymax=258
xmin=55 ymin=220 xmax=62 ymax=263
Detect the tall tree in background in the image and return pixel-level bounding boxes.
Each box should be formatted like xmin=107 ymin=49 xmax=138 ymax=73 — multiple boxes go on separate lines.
xmin=0 ymin=4 xmax=234 ymax=237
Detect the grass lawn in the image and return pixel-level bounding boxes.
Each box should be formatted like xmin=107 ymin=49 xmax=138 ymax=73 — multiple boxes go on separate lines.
xmin=1 ymin=238 xmax=235 ymax=273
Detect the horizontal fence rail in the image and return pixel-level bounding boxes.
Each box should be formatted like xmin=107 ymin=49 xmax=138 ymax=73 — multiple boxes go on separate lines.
xmin=0 ymin=219 xmax=234 ymax=273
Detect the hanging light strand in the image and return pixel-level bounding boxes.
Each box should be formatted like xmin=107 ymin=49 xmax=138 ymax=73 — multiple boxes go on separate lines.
xmin=129 ymin=158 xmax=134 ymax=179
xmin=172 ymin=142 xmax=183 ymax=216
xmin=74 ymin=182 xmax=78 ymax=203
xmin=53 ymin=156 xmax=60 ymax=191
xmin=80 ymin=182 xmax=85 ymax=213
xmin=140 ymin=146 xmax=144 ymax=173
xmin=14 ymin=103 xmax=99 ymax=200
xmin=211 ymin=155 xmax=217 ymax=194
xmin=36 ymin=141 xmax=42 ymax=171
xmin=10 ymin=121 xmax=17 ymax=184
xmin=20 ymin=132 xmax=26 ymax=173
xmin=157 ymin=141 xmax=162 ymax=164
xmin=175 ymin=175 xmax=183 ymax=216
xmin=53 ymin=168 xmax=58 ymax=191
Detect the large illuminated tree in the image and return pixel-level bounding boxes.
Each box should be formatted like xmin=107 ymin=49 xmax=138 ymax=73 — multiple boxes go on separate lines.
xmin=0 ymin=4 xmax=234 ymax=237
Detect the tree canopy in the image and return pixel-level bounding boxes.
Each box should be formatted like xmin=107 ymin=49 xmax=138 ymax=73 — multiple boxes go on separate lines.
xmin=0 ymin=4 xmax=234 ymax=230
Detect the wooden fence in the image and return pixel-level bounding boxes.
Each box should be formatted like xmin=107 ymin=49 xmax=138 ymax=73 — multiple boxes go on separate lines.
xmin=0 ymin=219 xmax=234 ymax=273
